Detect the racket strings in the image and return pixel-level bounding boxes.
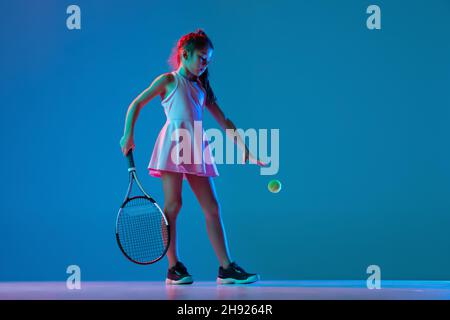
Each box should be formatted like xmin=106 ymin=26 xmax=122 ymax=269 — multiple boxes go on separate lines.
xmin=117 ymin=198 xmax=169 ymax=263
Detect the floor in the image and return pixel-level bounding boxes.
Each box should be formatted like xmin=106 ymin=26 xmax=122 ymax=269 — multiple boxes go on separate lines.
xmin=1 ymin=281 xmax=449 ymax=300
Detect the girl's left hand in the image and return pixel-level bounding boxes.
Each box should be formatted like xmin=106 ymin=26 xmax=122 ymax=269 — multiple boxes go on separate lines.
xmin=244 ymin=150 xmax=269 ymax=167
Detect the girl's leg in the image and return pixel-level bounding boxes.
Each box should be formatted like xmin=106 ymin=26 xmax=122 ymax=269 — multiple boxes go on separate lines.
xmin=161 ymin=171 xmax=184 ymax=268
xmin=185 ymin=174 xmax=232 ymax=268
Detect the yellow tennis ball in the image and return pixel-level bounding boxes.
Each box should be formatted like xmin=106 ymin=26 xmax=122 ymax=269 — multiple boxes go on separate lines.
xmin=268 ymin=179 xmax=282 ymax=193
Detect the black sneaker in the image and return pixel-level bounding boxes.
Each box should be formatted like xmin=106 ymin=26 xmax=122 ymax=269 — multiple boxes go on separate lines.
xmin=165 ymin=261 xmax=193 ymax=285
xmin=217 ymin=262 xmax=260 ymax=284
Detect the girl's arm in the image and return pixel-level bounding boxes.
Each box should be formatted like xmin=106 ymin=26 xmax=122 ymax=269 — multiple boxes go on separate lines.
xmin=120 ymin=73 xmax=174 ymax=155
xmin=206 ymin=101 xmax=267 ymax=166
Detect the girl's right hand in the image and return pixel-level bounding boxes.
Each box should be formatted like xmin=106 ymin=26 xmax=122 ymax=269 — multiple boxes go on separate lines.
xmin=120 ymin=134 xmax=135 ymax=156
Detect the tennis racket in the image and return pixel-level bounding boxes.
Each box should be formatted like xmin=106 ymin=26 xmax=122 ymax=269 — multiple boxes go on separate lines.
xmin=115 ymin=150 xmax=170 ymax=265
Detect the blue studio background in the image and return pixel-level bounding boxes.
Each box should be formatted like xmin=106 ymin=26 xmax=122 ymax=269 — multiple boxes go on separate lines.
xmin=0 ymin=0 xmax=449 ymax=281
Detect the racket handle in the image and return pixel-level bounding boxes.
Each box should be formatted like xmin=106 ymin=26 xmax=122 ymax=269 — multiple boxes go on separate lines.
xmin=126 ymin=150 xmax=135 ymax=170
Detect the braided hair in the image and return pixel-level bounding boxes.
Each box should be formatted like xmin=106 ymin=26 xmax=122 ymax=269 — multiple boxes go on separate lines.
xmin=168 ymin=29 xmax=217 ymax=106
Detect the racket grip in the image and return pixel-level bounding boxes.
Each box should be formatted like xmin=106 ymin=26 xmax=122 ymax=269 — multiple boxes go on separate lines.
xmin=126 ymin=150 xmax=135 ymax=169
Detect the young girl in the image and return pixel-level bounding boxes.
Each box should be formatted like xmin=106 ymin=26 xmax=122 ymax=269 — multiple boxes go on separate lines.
xmin=120 ymin=29 xmax=265 ymax=285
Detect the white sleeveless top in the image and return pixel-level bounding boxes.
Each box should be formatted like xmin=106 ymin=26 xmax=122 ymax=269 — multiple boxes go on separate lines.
xmin=161 ymin=69 xmax=206 ymax=121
